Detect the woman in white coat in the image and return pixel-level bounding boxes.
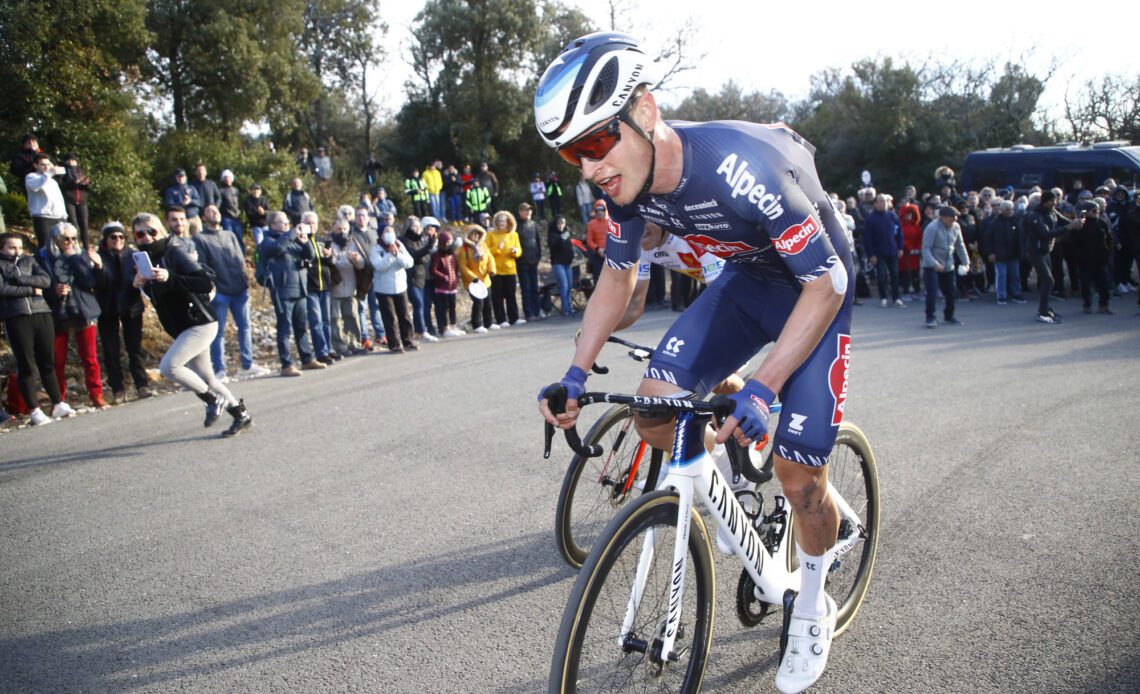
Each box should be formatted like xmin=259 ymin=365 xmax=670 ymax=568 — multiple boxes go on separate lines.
xmin=370 ymin=224 xmax=417 ymax=353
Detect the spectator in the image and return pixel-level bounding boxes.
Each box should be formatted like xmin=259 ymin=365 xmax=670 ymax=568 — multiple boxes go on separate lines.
xmin=362 ymin=153 xmax=383 ymax=193
xmin=1106 ymin=186 xmax=1133 ymax=294
xmin=350 ymin=206 xmax=385 ymax=350
xmin=401 ymin=215 xmax=439 ymax=343
xmin=465 ymin=177 xmax=491 ymax=220
xmin=575 ymin=176 xmax=594 ymax=224
xmin=487 ymin=210 xmax=522 ymax=327
xmin=443 ymin=165 xmax=463 ymax=222
xmin=0 ymin=175 xmax=6 ymax=233
xmin=295 ymin=147 xmax=314 ymax=175
xmin=1052 ymin=187 xmax=1082 ymax=300
xmin=370 ymin=224 xmax=417 ymax=353
xmin=59 ymin=153 xmax=92 ymax=248
xmin=1024 ymin=190 xmax=1084 ymax=324
xmin=957 ymin=199 xmax=982 ymax=299
xmin=460 ymin=163 xmax=475 ymax=193
xmin=162 ymin=169 xmax=203 ymax=234
xmin=9 ymin=133 xmax=42 ymax=187
xmin=424 ymin=160 xmax=444 ymax=219
xmin=516 ymin=203 xmax=543 ymax=322
xmin=258 ymin=211 xmax=324 ymax=375
xmin=477 ymin=162 xmax=500 ymax=212
xmin=24 ymin=153 xmax=68 ymax=249
xmin=39 ymin=222 xmax=105 ymax=407
xmin=430 ymin=230 xmax=463 ymax=336
xmin=132 ymin=213 xmax=252 ymax=437
xmin=0 ymin=231 xmax=75 ymax=425
xmin=458 ymin=225 xmax=496 ymax=333
xmin=529 ymin=173 xmax=547 ymax=220
xmin=245 ymin=183 xmax=270 ymax=245
xmin=312 ymin=147 xmax=333 ymax=181
xmin=1118 ymin=192 xmax=1140 ymax=310
xmin=165 ymin=206 xmax=191 ymax=239
xmin=546 ymin=172 xmax=563 ymax=217
xmin=94 ymin=222 xmax=151 ymax=403
xmin=1074 ymin=201 xmax=1113 ymax=314
xmin=980 ymin=200 xmax=1026 ymax=305
xmin=374 ymin=186 xmax=396 ymax=218
xmin=547 ymin=216 xmax=576 ymax=316
xmin=898 ymin=196 xmax=923 ymax=300
xmin=419 ymin=216 xmax=442 ymax=338
xmin=921 ymin=206 xmax=970 ymax=329
xmin=327 ymin=218 xmax=366 ymax=356
xmin=585 ymin=201 xmax=609 ymax=284
xmin=217 ymin=170 xmax=244 ymax=244
xmin=190 ymin=164 xmax=221 ymax=213
xmin=405 ymin=168 xmax=429 ymax=218
xmin=193 ymin=206 xmax=268 ymax=380
xmin=864 ymin=194 xmax=905 ymax=308
xmin=300 ymin=210 xmax=335 ymax=364
xmin=283 ymin=177 xmax=313 ymax=226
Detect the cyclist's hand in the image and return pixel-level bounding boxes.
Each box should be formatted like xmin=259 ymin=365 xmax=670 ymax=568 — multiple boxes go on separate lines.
xmin=714 ymin=380 xmax=774 ymax=447
xmin=538 ymin=365 xmax=588 ymax=429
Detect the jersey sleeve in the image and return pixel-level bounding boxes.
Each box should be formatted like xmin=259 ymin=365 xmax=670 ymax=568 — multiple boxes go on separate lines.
xmin=602 ymin=201 xmax=645 ymax=271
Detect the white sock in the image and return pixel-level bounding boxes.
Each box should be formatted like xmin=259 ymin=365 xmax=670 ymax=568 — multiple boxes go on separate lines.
xmin=795 ymin=543 xmax=830 ymax=619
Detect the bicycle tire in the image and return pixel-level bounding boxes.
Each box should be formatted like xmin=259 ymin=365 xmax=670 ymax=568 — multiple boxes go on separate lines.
xmin=555 ymin=405 xmax=659 ymax=568
xmin=550 ymin=490 xmax=716 ymax=693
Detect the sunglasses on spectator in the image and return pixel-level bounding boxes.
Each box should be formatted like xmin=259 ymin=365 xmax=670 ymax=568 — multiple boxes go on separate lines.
xmin=134 ymin=228 xmax=157 ymax=238
xmin=59 ymin=236 xmax=77 ymax=243
xmin=107 ymin=234 xmax=125 ymax=240
xmin=557 ymin=98 xmax=639 ymax=167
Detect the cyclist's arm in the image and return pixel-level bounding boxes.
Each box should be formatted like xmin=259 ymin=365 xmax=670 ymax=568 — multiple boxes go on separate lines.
xmin=571 ymin=263 xmax=638 ymax=372
xmin=614 ymin=279 xmax=649 ymax=331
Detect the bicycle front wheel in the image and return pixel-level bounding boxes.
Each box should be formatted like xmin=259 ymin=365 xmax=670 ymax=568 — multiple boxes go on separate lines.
xmin=555 ymin=404 xmax=658 ymax=568
xmin=550 ymin=490 xmax=715 ymax=693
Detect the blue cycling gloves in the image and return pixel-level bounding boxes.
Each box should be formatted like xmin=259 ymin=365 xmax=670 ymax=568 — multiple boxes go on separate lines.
xmin=728 ymin=380 xmax=775 ymax=442
xmin=539 ymin=365 xmax=588 ymax=404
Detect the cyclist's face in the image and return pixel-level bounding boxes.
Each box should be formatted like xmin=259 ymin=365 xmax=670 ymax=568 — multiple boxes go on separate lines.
xmin=580 ymin=117 xmax=653 ymax=206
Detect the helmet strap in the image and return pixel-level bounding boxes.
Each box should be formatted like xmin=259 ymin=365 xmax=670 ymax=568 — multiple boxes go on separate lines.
xmin=622 ymin=115 xmax=656 ymax=199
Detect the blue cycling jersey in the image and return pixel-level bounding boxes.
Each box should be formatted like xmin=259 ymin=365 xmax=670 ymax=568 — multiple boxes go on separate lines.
xmin=602 ymin=121 xmax=854 ymax=289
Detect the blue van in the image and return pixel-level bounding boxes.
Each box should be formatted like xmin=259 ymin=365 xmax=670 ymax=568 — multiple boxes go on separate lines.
xmin=959 ymin=141 xmax=1140 ymax=195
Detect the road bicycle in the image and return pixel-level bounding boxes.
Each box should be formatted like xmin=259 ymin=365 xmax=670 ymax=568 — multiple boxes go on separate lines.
xmin=552 ymin=336 xmax=776 ymax=569
xmin=543 ymin=386 xmax=879 ymax=692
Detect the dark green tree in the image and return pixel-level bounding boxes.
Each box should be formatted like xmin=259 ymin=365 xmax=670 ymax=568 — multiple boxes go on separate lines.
xmin=662 ymin=81 xmax=789 ymax=123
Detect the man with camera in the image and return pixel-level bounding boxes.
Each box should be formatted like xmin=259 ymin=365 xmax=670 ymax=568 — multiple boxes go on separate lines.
xmin=257 ymin=211 xmax=325 ymax=376
xmin=1024 ymin=190 xmax=1085 ymax=324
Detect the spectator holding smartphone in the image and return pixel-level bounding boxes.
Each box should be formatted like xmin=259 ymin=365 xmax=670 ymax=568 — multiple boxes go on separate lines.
xmin=94 ymin=222 xmax=151 ymax=403
xmin=59 ymin=153 xmax=92 ymax=248
xmin=369 ymin=224 xmax=417 ymax=353
xmin=24 ymin=153 xmax=68 ymax=249
xmin=487 ymin=210 xmax=522 ymax=327
xmin=258 ymin=212 xmax=323 ymax=375
xmin=327 ymin=218 xmax=365 ymax=355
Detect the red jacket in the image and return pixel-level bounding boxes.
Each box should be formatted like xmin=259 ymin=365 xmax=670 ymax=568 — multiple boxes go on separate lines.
xmin=899 ymin=202 xmax=923 ymax=271
xmin=430 ymin=252 xmax=459 ymax=292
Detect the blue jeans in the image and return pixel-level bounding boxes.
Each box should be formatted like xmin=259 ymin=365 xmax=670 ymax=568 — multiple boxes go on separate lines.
xmin=924 ymin=268 xmax=956 ymax=320
xmin=994 ymin=260 xmax=1022 ymax=301
xmin=447 ymin=194 xmax=462 ymax=222
xmin=552 ymin=263 xmax=573 ymax=314
xmin=430 ymin=193 xmax=443 ymax=219
xmin=407 ymin=284 xmax=427 ymax=335
xmin=221 ymin=217 xmax=244 ymax=251
xmin=579 ymin=202 xmax=592 ymax=225
xmin=306 ymin=289 xmax=332 ymax=358
xmin=518 ymin=262 xmax=541 ymax=318
xmin=210 ymin=291 xmax=253 ymax=372
xmin=873 ymin=254 xmax=900 ymax=302
xmin=423 ymin=279 xmax=437 ymax=335
xmin=272 ymin=294 xmax=312 ymax=367
xmin=359 ymin=290 xmax=386 ymax=341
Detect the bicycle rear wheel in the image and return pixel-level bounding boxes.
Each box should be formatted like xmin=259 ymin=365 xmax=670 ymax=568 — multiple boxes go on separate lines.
xmin=787 ymin=422 xmax=880 ymax=636
xmin=555 ymin=405 xmax=659 ymax=568
xmin=550 ymin=490 xmax=715 ymax=693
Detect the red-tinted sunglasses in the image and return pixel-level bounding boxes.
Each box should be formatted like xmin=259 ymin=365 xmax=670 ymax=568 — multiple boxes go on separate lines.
xmin=556 ymin=98 xmax=639 ymax=167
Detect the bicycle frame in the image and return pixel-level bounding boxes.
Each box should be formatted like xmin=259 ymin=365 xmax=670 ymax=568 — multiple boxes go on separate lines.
xmin=621 ymin=410 xmax=866 ymax=662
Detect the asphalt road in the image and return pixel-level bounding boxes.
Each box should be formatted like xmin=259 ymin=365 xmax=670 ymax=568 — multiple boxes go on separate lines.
xmin=2 ymin=295 xmax=1139 ymax=693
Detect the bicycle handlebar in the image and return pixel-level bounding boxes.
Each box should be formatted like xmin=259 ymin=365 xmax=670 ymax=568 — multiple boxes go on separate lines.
xmin=542 ymin=387 xmax=769 ymax=484
xmin=590 ymin=336 xmax=655 ymax=375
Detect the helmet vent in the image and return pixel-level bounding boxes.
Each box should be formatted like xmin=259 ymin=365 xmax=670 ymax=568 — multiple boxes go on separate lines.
xmin=584 ymin=56 xmax=620 ymax=115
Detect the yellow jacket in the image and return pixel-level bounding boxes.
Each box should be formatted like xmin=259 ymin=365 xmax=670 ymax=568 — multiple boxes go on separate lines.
xmin=422 ymin=167 xmax=443 ymax=195
xmin=486 ymin=229 xmax=521 ymax=276
xmin=459 ymin=241 xmax=496 ymax=287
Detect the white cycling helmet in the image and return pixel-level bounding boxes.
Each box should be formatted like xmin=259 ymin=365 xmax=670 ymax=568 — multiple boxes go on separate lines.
xmin=534 ymin=32 xmax=659 ymax=149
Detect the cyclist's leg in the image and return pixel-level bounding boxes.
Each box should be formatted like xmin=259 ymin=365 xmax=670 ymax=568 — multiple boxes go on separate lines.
xmin=767 ymin=293 xmax=853 ymax=616
xmin=634 ymin=266 xmax=773 ymax=451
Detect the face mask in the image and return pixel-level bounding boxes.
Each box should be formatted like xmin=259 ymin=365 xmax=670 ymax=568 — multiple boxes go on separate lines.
xmin=381 ymin=232 xmax=396 ymax=245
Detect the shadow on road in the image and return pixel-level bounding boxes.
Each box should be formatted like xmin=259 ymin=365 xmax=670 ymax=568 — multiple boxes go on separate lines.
xmin=0 ymin=436 xmax=205 ymax=477
xmin=0 ymin=531 xmax=569 ymax=691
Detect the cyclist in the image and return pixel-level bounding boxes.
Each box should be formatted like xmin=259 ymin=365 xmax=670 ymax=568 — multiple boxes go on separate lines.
xmin=536 ymin=33 xmax=855 ymax=694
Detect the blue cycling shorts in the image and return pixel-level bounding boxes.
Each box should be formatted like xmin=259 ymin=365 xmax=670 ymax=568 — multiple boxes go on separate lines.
xmin=642 ymin=263 xmax=854 ymax=467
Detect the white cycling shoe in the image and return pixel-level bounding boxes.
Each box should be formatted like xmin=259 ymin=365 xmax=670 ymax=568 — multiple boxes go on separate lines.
xmin=775 ymin=593 xmax=837 ymax=694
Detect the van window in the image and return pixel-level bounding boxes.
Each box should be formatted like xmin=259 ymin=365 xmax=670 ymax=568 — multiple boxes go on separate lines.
xmin=971 ymin=169 xmax=1005 ymax=190
xmin=1055 ymin=170 xmax=1095 ymax=192
xmin=1108 ymin=167 xmax=1139 ymax=189
xmin=1020 ymin=172 xmax=1043 ymax=187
